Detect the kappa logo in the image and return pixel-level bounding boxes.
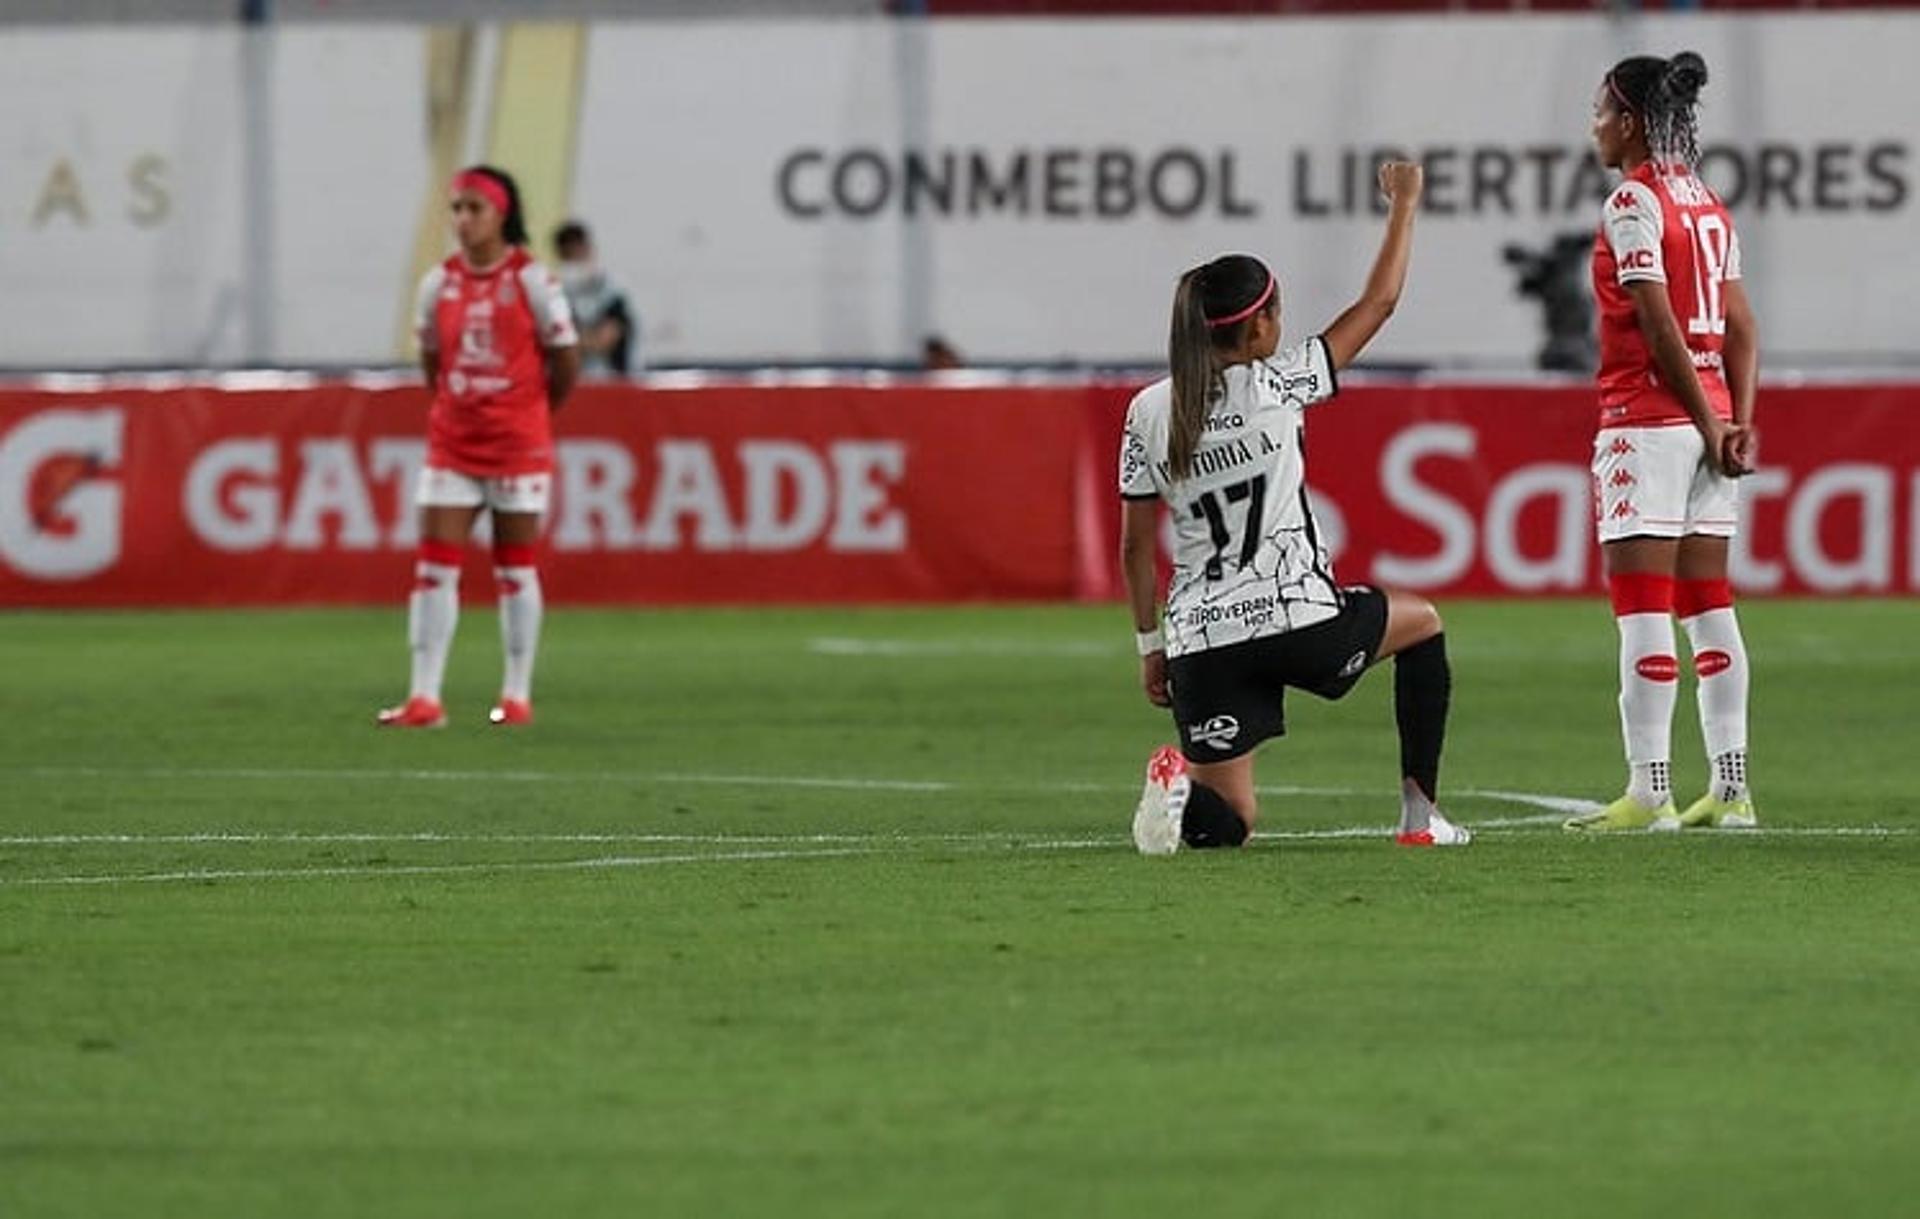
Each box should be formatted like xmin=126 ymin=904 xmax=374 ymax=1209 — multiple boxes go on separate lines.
xmin=1609 ymin=468 xmax=1636 ymax=488
xmin=1337 ymin=650 xmax=1368 ymax=679
xmin=1610 ymin=499 xmax=1637 ymax=519
xmin=1188 ymin=715 xmax=1241 ymax=751
xmin=1611 ymin=189 xmax=1640 ymax=211
xmin=1608 ymin=436 xmax=1636 ymax=456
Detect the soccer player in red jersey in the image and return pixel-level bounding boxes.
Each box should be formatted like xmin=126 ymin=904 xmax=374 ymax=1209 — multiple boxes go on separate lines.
xmin=1565 ymin=53 xmax=1760 ymax=831
xmin=378 ymin=166 xmax=581 ymax=729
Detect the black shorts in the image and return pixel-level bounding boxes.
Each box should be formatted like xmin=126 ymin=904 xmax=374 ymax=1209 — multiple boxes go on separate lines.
xmin=1166 ymin=586 xmax=1389 ymax=762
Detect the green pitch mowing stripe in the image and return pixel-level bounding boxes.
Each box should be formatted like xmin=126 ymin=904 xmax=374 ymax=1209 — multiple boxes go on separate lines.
xmin=1 ymin=601 xmax=1917 ymax=1218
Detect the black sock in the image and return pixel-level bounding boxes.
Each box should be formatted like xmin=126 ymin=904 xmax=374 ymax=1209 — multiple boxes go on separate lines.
xmin=1394 ymin=633 xmax=1450 ymax=802
xmin=1180 ymin=782 xmax=1250 ymax=849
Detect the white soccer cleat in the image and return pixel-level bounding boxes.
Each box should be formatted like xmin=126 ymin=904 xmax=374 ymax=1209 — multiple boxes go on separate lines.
xmin=1131 ymin=745 xmax=1190 ymax=856
xmin=1424 ymin=809 xmax=1473 ymax=847
xmin=1395 ymin=794 xmax=1472 ymax=847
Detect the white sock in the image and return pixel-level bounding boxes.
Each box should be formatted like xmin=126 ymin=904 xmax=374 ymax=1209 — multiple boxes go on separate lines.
xmin=1682 ymin=607 xmax=1750 ymax=801
xmin=1398 ymin=778 xmax=1431 ymax=835
xmin=496 ymin=565 xmax=542 ymax=703
xmin=408 ymin=561 xmax=460 ymax=702
xmin=1617 ymin=611 xmax=1678 ymax=807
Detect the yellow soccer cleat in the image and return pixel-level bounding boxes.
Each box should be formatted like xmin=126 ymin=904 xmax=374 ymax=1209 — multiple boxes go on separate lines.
xmin=1677 ymin=794 xmax=1758 ymax=829
xmin=1563 ymin=794 xmax=1680 ymax=833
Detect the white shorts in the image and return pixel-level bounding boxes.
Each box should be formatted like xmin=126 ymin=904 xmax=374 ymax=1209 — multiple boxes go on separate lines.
xmin=415 ymin=465 xmax=551 ymax=515
xmin=1592 ymin=426 xmax=1738 ymax=543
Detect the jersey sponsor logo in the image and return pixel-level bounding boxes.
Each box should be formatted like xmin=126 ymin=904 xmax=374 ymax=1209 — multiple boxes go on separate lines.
xmin=1119 ymin=430 xmax=1149 ymax=491
xmin=1694 ymin=649 xmax=1733 ymax=678
xmin=1181 ymin=593 xmax=1279 ymax=629
xmin=1188 ymin=714 xmax=1241 ymax=751
xmin=1204 ymin=413 xmax=1245 ymax=430
xmin=1281 ymin=372 xmax=1322 ymax=398
xmin=1337 ymin=649 xmax=1368 ymax=679
xmin=1634 ymin=654 xmax=1680 ymax=683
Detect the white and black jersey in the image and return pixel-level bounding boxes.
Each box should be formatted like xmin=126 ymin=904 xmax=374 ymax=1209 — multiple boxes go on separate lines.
xmin=1119 ymin=338 xmax=1341 ymax=658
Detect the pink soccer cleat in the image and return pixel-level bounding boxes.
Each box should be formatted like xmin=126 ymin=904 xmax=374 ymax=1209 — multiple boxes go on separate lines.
xmin=376 ymin=696 xmax=446 ymax=729
xmin=488 ymin=698 xmax=533 ymax=726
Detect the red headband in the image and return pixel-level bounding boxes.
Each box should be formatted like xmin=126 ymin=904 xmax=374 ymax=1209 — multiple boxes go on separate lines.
xmin=1206 ymin=273 xmax=1276 ymax=328
xmin=450 ymin=170 xmax=510 ymax=216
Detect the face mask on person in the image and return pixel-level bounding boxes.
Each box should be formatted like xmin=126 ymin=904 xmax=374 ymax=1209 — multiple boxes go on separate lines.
xmin=557 ymin=262 xmax=603 ymax=297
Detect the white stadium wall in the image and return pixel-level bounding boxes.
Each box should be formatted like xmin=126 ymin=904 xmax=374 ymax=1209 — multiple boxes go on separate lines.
xmin=0 ymin=14 xmax=1915 ymax=369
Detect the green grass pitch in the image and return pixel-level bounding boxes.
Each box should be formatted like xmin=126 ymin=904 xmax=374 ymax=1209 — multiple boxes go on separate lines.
xmin=2 ymin=600 xmax=1917 ymax=1217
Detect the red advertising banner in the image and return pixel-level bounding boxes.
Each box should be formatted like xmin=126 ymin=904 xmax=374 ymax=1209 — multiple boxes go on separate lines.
xmin=0 ymin=381 xmax=1083 ymax=607
xmin=1082 ymin=380 xmax=1920 ymax=599
xmin=2 ymin=378 xmax=1915 ymax=606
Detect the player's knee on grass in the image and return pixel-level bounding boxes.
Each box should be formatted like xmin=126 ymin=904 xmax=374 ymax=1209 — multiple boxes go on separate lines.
xmin=1181 ymin=782 xmax=1251 ymax=849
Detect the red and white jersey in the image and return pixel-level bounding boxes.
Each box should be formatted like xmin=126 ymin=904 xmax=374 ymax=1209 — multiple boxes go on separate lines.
xmin=1590 ymin=162 xmax=1743 ymax=429
xmin=415 ymin=247 xmax=578 ymax=477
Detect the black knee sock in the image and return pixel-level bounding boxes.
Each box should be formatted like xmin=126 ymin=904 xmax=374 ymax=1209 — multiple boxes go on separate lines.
xmin=1394 ymin=633 xmax=1450 ymax=802
xmin=1180 ymin=782 xmax=1250 ymax=849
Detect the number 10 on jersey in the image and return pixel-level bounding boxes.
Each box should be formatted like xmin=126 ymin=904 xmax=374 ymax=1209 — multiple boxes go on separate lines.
xmin=1680 ymin=211 xmax=1730 ymax=337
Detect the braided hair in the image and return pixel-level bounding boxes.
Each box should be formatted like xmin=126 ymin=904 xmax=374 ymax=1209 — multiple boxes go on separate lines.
xmin=1606 ymin=51 xmax=1709 ymax=169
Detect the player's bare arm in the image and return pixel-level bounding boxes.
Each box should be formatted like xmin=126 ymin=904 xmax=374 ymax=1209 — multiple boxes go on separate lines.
xmin=419 ymin=349 xmax=439 ymax=391
xmin=546 ymin=345 xmax=581 ymax=411
xmin=1120 ymin=497 xmax=1169 ymax=707
xmin=1722 ymin=278 xmax=1759 ymax=473
xmin=1624 ymin=279 xmax=1740 ymax=476
xmin=1322 ymin=161 xmax=1422 ymax=370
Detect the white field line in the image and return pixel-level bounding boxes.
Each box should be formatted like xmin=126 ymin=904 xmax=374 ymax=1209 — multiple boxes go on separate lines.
xmin=808 ymin=637 xmax=1119 ymax=658
xmin=13 ymin=766 xmax=959 ymax=793
xmin=0 ymin=847 xmax=878 ymax=888
xmin=4 ymin=818 xmax=1912 ymax=890
xmin=0 ymin=821 xmax=1563 ymax=850
xmin=4 ymin=764 xmax=1597 ymax=813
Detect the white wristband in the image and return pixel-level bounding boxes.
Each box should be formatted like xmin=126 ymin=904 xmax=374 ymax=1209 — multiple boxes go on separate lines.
xmin=1134 ymin=627 xmax=1165 ymax=656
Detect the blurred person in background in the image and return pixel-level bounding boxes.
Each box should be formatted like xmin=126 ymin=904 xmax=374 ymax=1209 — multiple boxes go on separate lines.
xmin=1564 ymin=51 xmax=1760 ymax=833
xmin=1120 ymin=162 xmax=1469 ymax=856
xmin=378 ymin=165 xmax=580 ymax=730
xmin=552 ymin=220 xmax=637 ymax=376
xmin=922 ymin=334 xmax=963 ymax=371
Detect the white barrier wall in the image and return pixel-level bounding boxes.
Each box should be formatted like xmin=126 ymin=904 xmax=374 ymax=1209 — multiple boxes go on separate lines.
xmin=1 ymin=16 xmax=1914 ymax=368
xmin=0 ymin=26 xmax=426 ymax=366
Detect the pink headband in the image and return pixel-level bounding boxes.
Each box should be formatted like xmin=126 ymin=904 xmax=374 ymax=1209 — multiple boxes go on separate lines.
xmin=450 ymin=170 xmax=510 ymax=216
xmin=1206 ymin=274 xmax=1276 ymax=328
xmin=1604 ymin=72 xmax=1634 ymax=114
